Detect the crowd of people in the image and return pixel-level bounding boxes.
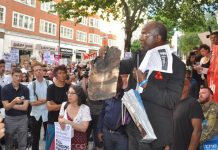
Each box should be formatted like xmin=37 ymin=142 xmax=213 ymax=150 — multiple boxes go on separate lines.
xmin=0 ymin=21 xmax=216 ymax=150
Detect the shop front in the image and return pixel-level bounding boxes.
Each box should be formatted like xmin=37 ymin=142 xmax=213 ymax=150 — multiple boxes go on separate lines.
xmin=60 ymin=47 xmax=73 ymax=65
xmin=35 ymin=44 xmax=57 ymax=63
xmin=11 ymin=41 xmax=33 ymax=64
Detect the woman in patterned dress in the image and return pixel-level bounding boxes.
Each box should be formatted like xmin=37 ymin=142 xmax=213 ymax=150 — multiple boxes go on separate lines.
xmin=59 ymin=85 xmax=92 ymax=150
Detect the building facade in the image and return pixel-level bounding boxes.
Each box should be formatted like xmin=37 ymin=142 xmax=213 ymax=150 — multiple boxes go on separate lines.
xmin=0 ymin=0 xmax=118 ymax=65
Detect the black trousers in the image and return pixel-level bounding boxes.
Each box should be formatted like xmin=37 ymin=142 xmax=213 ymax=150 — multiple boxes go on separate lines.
xmin=87 ymin=115 xmax=103 ymax=148
xmin=126 ymin=121 xmax=170 ymax=150
xmin=31 ymin=116 xmax=47 ymax=150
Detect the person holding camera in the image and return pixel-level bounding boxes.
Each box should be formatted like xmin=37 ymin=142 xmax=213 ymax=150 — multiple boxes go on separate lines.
xmin=1 ymin=68 xmax=29 ymax=150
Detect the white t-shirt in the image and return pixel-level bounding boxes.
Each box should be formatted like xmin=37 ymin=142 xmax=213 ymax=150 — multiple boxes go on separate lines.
xmin=59 ymin=102 xmax=92 ymax=124
xmin=0 ymin=74 xmax=12 ymax=87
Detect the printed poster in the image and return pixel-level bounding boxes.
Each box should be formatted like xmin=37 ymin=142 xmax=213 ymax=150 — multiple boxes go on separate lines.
xmin=10 ymin=48 xmax=20 ymax=64
xmin=138 ymin=44 xmax=173 ymax=78
xmin=54 ymin=54 xmax=62 ymax=64
xmin=43 ymin=51 xmax=51 ymax=63
xmin=54 ymin=122 xmax=72 ymax=150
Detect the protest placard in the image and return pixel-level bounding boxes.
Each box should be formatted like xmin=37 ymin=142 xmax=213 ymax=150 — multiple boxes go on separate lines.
xmin=88 ymin=47 xmax=121 ymax=100
xmin=10 ymin=48 xmax=19 ymax=64
xmin=5 ymin=62 xmax=11 ymax=71
xmin=54 ymin=122 xmax=72 ymax=150
xmin=139 ymin=44 xmax=173 ymax=79
xmin=43 ymin=51 xmax=51 ymax=63
xmin=3 ymin=53 xmax=11 ymax=63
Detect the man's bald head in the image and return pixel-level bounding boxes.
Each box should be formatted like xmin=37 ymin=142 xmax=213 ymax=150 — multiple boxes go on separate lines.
xmin=144 ymin=21 xmax=168 ymax=43
xmin=140 ymin=21 xmax=168 ymax=52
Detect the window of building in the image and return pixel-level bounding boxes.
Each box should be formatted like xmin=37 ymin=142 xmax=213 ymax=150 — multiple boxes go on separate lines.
xmin=14 ymin=0 xmax=36 ymax=7
xmin=0 ymin=5 xmax=6 ymax=24
xmin=89 ymin=34 xmax=101 ymax=44
xmin=61 ymin=26 xmax=73 ymax=39
xmin=12 ymin=11 xmax=35 ymax=31
xmin=40 ymin=19 xmax=56 ymax=36
xmin=89 ymin=18 xmax=99 ymax=28
xmin=79 ymin=17 xmax=88 ymax=26
xmin=108 ymin=39 xmax=116 ymax=47
xmin=41 ymin=1 xmax=56 ymax=13
xmin=76 ymin=30 xmax=87 ymax=42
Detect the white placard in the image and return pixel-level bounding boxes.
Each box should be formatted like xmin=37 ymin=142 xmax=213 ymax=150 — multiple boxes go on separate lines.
xmin=3 ymin=53 xmax=11 ymax=63
xmin=123 ymin=52 xmax=132 ymax=60
xmin=10 ymin=48 xmax=19 ymax=64
xmin=139 ymin=44 xmax=173 ymax=78
xmin=43 ymin=51 xmax=51 ymax=63
xmin=137 ymin=44 xmax=173 ymax=93
xmin=5 ymin=62 xmax=11 ymax=71
xmin=54 ymin=122 xmax=72 ymax=150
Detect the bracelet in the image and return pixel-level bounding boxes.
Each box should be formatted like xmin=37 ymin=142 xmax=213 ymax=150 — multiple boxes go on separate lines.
xmin=139 ymin=79 xmax=148 ymax=87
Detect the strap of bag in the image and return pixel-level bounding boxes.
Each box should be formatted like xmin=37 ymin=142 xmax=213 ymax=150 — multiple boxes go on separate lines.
xmin=33 ymin=80 xmax=49 ymax=101
xmin=33 ymin=81 xmax=38 ymax=100
xmin=64 ymin=102 xmax=69 ymax=111
xmin=45 ymin=80 xmax=49 ymax=87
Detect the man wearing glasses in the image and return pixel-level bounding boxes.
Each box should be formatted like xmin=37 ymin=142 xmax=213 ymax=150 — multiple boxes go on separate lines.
xmin=27 ymin=62 xmax=52 ymax=150
xmin=120 ymin=21 xmax=185 ymax=150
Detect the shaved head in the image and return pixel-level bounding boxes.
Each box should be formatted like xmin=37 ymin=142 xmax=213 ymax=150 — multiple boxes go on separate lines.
xmin=144 ymin=21 xmax=167 ymax=43
xmin=139 ymin=21 xmax=167 ymax=52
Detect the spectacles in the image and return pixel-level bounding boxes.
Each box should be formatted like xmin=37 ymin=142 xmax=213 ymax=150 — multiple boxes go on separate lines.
xmin=141 ymin=33 xmax=156 ymax=38
xmin=67 ymin=92 xmax=77 ymax=95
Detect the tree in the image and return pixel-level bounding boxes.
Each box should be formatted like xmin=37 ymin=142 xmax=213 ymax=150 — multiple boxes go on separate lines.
xmin=178 ymin=32 xmax=201 ymax=55
xmin=40 ymin=0 xmax=218 ymax=52
xmin=39 ymin=0 xmax=149 ymax=52
xmin=131 ymin=40 xmax=140 ymax=53
xmin=151 ymin=0 xmax=218 ymax=33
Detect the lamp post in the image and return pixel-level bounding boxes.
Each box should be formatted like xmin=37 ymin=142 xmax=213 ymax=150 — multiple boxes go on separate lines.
xmin=58 ymin=16 xmax=61 ymax=54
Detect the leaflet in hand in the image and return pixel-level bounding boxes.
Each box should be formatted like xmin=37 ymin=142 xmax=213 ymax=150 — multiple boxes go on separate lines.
xmin=138 ymin=44 xmax=173 ymax=78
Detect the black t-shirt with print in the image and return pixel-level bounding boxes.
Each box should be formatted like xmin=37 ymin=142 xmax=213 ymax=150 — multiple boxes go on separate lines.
xmin=173 ymin=97 xmax=204 ymax=150
xmin=47 ymin=83 xmax=69 ymax=124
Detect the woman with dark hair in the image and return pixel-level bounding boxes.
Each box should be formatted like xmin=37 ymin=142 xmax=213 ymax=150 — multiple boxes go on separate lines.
xmin=193 ymin=44 xmax=211 ymax=86
xmin=59 ymin=85 xmax=91 ymax=150
xmin=21 ymin=72 xmax=29 ymax=86
xmin=21 ymin=73 xmax=29 ymax=82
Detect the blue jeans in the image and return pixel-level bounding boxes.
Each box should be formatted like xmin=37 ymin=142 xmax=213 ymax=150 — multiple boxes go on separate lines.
xmin=103 ymin=129 xmax=128 ymax=150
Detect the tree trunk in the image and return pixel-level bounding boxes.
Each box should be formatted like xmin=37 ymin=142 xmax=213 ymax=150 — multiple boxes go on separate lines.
xmin=124 ymin=28 xmax=133 ymax=52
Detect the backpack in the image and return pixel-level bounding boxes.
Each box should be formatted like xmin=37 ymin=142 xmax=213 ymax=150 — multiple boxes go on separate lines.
xmin=33 ymin=80 xmax=49 ymax=100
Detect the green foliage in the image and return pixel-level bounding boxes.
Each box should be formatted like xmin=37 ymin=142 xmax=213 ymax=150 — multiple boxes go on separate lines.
xmin=39 ymin=0 xmax=149 ymax=51
xmin=39 ymin=0 xmax=118 ymax=21
xmin=204 ymin=13 xmax=218 ymax=31
xmin=39 ymin=0 xmax=218 ymax=52
xmin=178 ymin=32 xmax=201 ymax=55
xmin=131 ymin=40 xmax=140 ymax=53
xmin=151 ymin=0 xmax=218 ymax=33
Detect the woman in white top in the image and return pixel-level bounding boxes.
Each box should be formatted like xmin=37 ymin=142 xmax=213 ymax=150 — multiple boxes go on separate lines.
xmin=59 ymin=85 xmax=91 ymax=150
